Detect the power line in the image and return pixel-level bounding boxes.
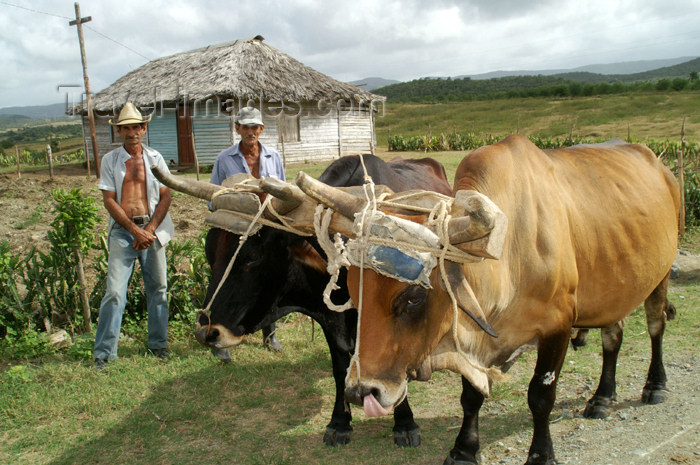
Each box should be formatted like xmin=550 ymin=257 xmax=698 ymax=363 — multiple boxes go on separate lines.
xmin=0 ymin=0 xmax=70 ymax=19
xmin=84 ymin=26 xmax=152 ymax=61
xmin=0 ymin=1 xmax=152 ymax=61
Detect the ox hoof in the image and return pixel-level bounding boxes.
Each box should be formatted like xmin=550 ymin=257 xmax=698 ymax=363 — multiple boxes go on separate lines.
xmin=323 ymin=427 xmax=352 ymax=446
xmin=583 ymin=395 xmax=614 ymax=419
xmin=525 ymin=452 xmax=557 ymax=465
xmin=642 ymin=386 xmax=668 ymax=405
xmin=443 ymin=451 xmax=479 ymax=465
xmin=443 ymin=456 xmax=477 ymax=465
xmin=264 ymin=335 xmax=284 ymax=352
xmin=393 ymin=427 xmax=421 ymax=447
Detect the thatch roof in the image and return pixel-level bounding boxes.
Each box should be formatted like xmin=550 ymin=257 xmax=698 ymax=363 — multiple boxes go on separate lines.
xmin=81 ymin=37 xmax=383 ymax=113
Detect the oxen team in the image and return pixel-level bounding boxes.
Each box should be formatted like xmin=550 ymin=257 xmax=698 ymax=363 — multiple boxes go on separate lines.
xmin=154 ymin=134 xmax=679 ymax=465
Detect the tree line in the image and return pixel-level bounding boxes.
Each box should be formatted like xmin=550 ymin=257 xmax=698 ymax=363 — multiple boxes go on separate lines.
xmin=375 ymin=73 xmax=700 ymax=103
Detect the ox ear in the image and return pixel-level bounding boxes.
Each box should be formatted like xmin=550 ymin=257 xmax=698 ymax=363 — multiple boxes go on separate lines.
xmin=448 ymin=190 xmax=507 ymax=260
xmin=447 ymin=270 xmax=498 ymax=338
xmin=290 ymin=240 xmax=327 ymax=274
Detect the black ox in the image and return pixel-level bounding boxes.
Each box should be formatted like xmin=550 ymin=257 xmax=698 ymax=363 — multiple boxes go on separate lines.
xmin=157 ymin=154 xmax=453 ymax=446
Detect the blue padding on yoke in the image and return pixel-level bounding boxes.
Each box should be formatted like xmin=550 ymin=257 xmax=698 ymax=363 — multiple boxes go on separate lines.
xmin=370 ymin=246 xmax=425 ymax=282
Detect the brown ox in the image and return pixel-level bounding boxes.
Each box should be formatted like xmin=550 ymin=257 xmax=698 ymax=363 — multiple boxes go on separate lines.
xmin=284 ymin=135 xmax=679 ymax=465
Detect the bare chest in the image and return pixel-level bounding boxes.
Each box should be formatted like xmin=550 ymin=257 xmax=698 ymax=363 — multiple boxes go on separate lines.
xmin=124 ymin=157 xmax=146 ymax=183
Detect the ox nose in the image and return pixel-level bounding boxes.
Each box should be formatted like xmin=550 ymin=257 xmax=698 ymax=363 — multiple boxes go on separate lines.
xmin=344 ymin=383 xmax=380 ymax=407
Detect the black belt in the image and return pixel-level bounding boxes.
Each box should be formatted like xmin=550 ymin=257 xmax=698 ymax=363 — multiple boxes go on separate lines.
xmin=132 ymin=215 xmax=150 ymax=225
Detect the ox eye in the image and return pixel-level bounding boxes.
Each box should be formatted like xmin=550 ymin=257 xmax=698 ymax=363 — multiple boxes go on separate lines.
xmin=242 ymin=256 xmax=263 ymax=271
xmin=393 ymin=285 xmax=428 ymax=318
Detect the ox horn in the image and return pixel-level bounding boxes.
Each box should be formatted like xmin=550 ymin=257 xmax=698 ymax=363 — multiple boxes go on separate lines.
xmin=295 ymin=171 xmax=366 ymax=219
xmin=151 ymin=165 xmax=224 ymax=200
xmin=151 ymin=165 xmax=306 ymax=215
xmin=259 ymin=177 xmax=307 ymax=214
xmin=447 ymin=190 xmax=507 ymax=260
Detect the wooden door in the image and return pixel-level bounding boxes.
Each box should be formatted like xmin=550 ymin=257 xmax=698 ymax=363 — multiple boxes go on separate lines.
xmin=176 ymin=104 xmax=194 ymax=166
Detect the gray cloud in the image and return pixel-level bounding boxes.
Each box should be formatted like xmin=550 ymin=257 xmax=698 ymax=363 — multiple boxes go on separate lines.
xmin=0 ymin=0 xmax=698 ymax=108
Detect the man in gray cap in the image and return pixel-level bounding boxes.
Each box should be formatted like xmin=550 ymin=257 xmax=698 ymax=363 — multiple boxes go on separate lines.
xmin=210 ymin=106 xmax=285 ymax=184
xmin=209 ymin=106 xmax=285 ymax=359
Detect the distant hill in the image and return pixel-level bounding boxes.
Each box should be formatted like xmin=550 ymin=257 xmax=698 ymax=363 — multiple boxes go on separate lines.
xmin=349 ymin=77 xmax=401 ymax=91
xmin=0 ymin=103 xmax=67 ymax=119
xmin=373 ymin=57 xmax=700 ymax=101
xmin=0 ymin=114 xmax=31 ymax=120
xmin=462 ymin=57 xmax=697 ymax=80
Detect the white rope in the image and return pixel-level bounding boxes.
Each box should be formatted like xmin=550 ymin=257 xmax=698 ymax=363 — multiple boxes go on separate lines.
xmin=314 ymin=205 xmax=354 ymax=312
xmin=210 ymin=178 xmax=261 ymax=200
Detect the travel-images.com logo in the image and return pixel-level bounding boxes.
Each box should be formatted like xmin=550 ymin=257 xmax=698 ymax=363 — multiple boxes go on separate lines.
xmin=58 ymin=85 xmax=385 ymax=120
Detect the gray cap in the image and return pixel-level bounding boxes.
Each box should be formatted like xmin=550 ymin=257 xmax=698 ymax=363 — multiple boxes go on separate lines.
xmin=236 ymin=107 xmax=263 ymax=125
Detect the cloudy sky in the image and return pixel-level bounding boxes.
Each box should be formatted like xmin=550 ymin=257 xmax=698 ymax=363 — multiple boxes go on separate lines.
xmin=1 ymin=0 xmax=698 ymax=108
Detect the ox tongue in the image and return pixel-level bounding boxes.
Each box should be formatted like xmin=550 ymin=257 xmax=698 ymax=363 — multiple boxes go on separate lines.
xmin=363 ymin=394 xmax=393 ymax=417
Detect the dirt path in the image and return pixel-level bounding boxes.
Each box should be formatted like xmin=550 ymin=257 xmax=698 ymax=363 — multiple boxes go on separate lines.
xmin=478 ymin=357 xmax=700 ymax=464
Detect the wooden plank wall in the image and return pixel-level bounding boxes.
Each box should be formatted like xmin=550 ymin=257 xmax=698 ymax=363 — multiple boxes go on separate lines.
xmin=83 ymin=114 xmax=120 ymax=162
xmin=263 ymin=104 xmax=375 ymax=165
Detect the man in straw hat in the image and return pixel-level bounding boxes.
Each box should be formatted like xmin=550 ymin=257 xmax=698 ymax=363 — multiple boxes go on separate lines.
xmin=208 ymin=106 xmax=285 ymax=359
xmin=94 ymin=102 xmax=174 ymax=370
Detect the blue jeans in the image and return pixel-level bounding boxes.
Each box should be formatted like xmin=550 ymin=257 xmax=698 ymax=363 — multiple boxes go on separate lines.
xmin=94 ymin=224 xmax=169 ymax=360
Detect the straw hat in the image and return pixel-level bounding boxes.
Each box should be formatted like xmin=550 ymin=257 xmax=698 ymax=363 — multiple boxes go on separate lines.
xmin=109 ymin=102 xmax=152 ymax=126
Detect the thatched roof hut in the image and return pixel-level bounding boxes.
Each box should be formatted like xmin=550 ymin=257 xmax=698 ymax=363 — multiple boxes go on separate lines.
xmin=77 ymin=36 xmax=385 ymax=167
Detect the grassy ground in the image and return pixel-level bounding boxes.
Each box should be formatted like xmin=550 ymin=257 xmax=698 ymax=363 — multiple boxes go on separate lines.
xmin=0 ymin=276 xmax=697 ymax=465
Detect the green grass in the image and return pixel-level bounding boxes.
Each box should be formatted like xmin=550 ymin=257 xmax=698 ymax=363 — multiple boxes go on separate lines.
xmin=1 ymin=278 xmax=698 ymax=465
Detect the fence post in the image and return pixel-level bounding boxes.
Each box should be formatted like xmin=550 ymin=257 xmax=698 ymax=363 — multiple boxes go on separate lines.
xmin=15 ymin=145 xmax=21 ymax=179
xmin=46 ymin=144 xmax=54 ymax=179
xmin=75 ymin=246 xmax=91 ymax=333
xmin=190 ymin=129 xmax=200 ymax=181
xmin=679 ymin=117 xmax=686 ymax=237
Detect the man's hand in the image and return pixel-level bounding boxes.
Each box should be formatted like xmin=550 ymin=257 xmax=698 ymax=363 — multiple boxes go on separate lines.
xmin=132 ymin=226 xmax=156 ymax=250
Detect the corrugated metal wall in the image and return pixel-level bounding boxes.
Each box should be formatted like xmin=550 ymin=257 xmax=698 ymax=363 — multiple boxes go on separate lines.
xmin=146 ymin=109 xmax=178 ymax=164
xmin=192 ymin=116 xmax=233 ymax=165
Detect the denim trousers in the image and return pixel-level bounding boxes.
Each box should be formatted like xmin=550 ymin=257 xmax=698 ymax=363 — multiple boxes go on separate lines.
xmin=94 ymin=224 xmax=169 ymax=360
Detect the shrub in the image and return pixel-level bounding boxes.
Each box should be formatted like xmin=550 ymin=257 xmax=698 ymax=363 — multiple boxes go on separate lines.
xmin=671 ymin=78 xmax=689 ymax=91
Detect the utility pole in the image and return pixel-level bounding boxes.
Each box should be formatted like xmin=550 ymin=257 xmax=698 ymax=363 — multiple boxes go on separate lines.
xmin=69 ymin=2 xmax=100 ymax=179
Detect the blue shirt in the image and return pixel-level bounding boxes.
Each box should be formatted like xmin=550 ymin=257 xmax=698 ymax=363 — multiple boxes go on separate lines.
xmin=98 ymin=144 xmax=175 ymax=246
xmin=210 ymin=142 xmax=286 ymax=186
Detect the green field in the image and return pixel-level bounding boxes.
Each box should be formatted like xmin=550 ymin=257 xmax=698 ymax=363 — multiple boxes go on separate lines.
xmin=375 ymin=92 xmax=700 ymax=147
